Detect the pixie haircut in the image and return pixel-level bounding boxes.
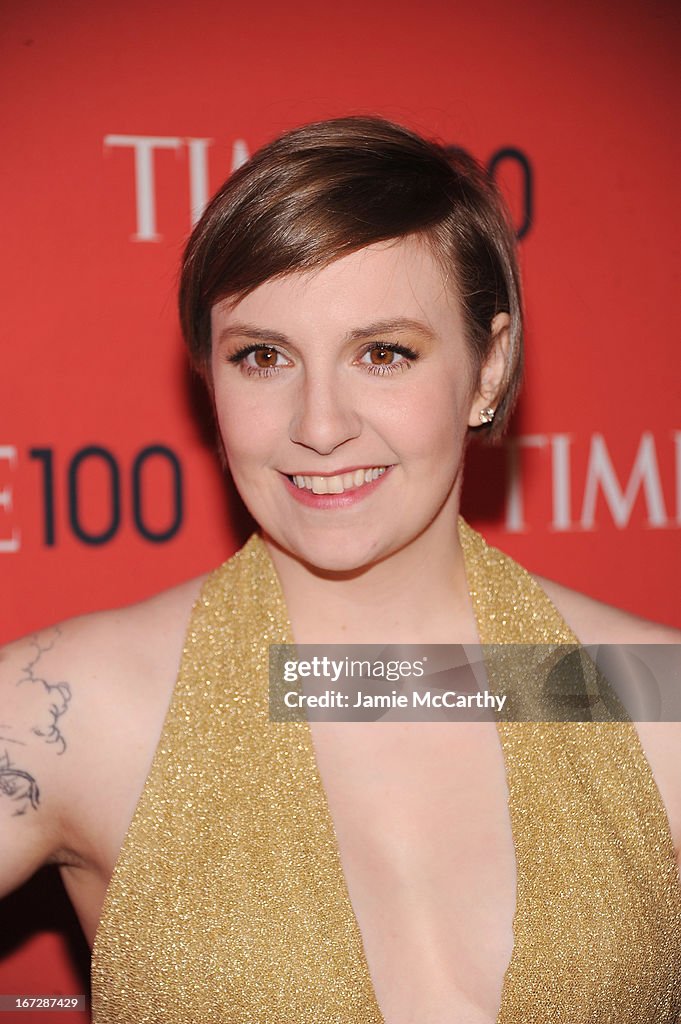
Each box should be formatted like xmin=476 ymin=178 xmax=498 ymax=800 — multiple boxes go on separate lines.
xmin=179 ymin=115 xmax=523 ymax=439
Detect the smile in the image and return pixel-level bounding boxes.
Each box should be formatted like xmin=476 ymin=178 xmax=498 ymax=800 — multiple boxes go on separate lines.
xmin=289 ymin=467 xmax=388 ymax=495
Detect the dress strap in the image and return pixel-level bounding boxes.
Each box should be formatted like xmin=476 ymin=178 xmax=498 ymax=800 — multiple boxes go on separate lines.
xmin=458 ymin=518 xmax=681 ymax=1021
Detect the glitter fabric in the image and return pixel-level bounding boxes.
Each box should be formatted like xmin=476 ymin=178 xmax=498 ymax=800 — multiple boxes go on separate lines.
xmin=90 ymin=519 xmax=681 ymax=1022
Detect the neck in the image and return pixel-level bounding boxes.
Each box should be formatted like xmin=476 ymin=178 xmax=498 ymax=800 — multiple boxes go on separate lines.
xmin=262 ymin=513 xmax=479 ymax=645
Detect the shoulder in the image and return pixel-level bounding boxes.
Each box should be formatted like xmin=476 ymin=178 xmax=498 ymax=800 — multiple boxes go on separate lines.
xmin=3 ymin=573 xmax=208 ymax=707
xmin=0 ymin=572 xmax=208 ymax=870
xmin=530 ymin=574 xmax=681 ymax=645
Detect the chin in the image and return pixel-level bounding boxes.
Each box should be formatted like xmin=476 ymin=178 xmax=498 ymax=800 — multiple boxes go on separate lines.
xmin=280 ymin=529 xmax=393 ymax=576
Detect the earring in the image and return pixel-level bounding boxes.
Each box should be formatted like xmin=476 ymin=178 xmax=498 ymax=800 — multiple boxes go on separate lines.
xmin=479 ymin=407 xmax=496 ymax=424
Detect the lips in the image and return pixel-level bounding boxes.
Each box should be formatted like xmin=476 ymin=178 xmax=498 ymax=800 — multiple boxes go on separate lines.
xmin=282 ymin=464 xmax=393 ymax=508
xmin=288 ymin=466 xmax=387 ymax=495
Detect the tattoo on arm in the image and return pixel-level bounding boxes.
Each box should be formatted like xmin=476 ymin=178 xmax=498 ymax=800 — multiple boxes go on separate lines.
xmin=0 ymin=752 xmax=40 ymax=816
xmin=16 ymin=628 xmax=72 ymax=753
xmin=1 ymin=627 xmax=71 ymax=816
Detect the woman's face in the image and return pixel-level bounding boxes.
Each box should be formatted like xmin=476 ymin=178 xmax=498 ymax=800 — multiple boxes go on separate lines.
xmin=210 ymin=236 xmax=492 ymax=573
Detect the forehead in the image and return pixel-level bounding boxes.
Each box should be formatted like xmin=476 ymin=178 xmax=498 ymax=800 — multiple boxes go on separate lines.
xmin=210 ymin=236 xmax=463 ymax=338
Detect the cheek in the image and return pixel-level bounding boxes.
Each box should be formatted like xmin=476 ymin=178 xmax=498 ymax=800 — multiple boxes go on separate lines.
xmin=388 ymin=377 xmax=470 ymax=459
xmin=213 ymin=386 xmax=282 ymax=464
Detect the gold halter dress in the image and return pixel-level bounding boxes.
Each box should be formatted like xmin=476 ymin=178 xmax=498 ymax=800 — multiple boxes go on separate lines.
xmin=90 ymin=520 xmax=681 ymax=1022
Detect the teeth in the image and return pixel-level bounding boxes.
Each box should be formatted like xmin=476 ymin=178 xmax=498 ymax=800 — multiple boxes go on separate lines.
xmin=291 ymin=467 xmax=387 ymax=495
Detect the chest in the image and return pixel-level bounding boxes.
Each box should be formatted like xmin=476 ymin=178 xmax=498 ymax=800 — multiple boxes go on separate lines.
xmin=88 ymin=703 xmax=681 ymax=1024
xmin=308 ymin=720 xmax=517 ymax=1022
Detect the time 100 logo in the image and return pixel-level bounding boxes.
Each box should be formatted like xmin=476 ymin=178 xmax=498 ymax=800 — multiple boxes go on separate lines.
xmin=28 ymin=444 xmax=183 ymax=547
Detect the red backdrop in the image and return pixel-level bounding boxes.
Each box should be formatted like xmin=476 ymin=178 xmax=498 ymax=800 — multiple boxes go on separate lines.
xmin=2 ymin=0 xmax=680 ymax=1019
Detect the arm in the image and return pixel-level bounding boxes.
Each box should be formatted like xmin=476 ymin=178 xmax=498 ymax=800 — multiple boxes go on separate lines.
xmin=1 ymin=574 xmax=205 ymax=909
xmin=0 ymin=628 xmax=74 ymax=898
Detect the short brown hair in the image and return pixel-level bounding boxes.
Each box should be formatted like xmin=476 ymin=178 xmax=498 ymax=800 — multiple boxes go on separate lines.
xmin=179 ymin=115 xmax=523 ymax=439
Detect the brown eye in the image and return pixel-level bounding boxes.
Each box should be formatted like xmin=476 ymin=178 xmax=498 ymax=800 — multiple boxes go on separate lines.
xmin=369 ymin=346 xmax=395 ymax=365
xmin=358 ymin=343 xmax=416 ymax=375
xmin=254 ymin=347 xmax=278 ymax=368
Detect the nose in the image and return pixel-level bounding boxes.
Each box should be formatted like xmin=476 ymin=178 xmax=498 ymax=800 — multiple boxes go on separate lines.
xmin=289 ymin=373 xmax=362 ymax=456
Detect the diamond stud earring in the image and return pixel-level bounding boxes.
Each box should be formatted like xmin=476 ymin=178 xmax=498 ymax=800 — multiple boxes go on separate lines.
xmin=479 ymin=407 xmax=496 ymax=424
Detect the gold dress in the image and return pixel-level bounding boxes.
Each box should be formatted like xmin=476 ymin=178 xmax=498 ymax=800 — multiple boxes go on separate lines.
xmin=90 ymin=520 xmax=681 ymax=1022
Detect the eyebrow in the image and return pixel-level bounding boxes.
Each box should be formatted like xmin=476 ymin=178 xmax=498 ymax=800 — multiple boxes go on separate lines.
xmin=216 ymin=317 xmax=438 ymax=346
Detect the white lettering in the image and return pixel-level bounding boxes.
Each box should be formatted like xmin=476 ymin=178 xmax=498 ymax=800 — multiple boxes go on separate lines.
xmin=186 ymin=137 xmax=213 ymax=226
xmin=505 ymin=434 xmax=548 ymax=532
xmin=580 ymin=432 xmax=667 ymax=529
xmin=104 ymin=134 xmax=182 ymax=241
xmin=0 ymin=446 xmax=20 ymax=553
xmin=550 ymin=433 xmax=573 ymax=531
xmin=231 ymin=139 xmax=250 ymax=171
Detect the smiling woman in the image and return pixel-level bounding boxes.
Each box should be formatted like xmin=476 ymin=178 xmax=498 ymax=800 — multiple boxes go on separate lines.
xmin=1 ymin=116 xmax=681 ymax=1024
xmin=208 ymin=237 xmax=507 ymax=577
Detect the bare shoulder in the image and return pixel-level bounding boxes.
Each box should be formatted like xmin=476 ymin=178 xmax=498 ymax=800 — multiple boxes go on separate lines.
xmin=2 ymin=572 xmax=208 ymax=720
xmin=0 ymin=572 xmax=207 ymax=885
xmin=64 ymin=573 xmax=207 ymax=687
xmin=531 ymin=573 xmax=681 ymax=645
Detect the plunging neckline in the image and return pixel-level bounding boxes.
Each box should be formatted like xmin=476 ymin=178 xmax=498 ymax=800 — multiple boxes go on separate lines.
xmin=299 ymin=714 xmax=520 ymax=1023
xmin=268 ymin=520 xmax=525 ymax=1023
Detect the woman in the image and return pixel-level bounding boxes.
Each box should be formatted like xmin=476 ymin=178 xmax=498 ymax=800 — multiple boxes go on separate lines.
xmin=1 ymin=116 xmax=680 ymax=1023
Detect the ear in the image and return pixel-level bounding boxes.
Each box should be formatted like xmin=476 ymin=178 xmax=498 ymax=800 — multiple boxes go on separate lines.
xmin=467 ymin=312 xmax=511 ymax=428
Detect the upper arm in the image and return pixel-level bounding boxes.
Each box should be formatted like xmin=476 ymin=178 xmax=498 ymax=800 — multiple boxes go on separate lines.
xmin=0 ymin=572 xmax=206 ymax=903
xmin=0 ymin=628 xmax=74 ymax=899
